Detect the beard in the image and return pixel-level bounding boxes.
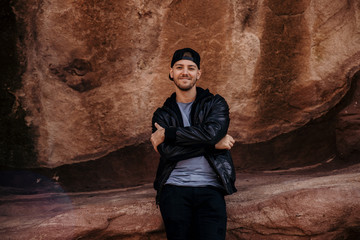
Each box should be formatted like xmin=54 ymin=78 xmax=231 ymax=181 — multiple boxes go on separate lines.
xmin=174 ymin=78 xmax=197 ymax=91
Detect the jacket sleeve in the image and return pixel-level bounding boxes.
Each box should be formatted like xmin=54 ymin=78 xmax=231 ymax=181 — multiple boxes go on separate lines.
xmin=164 ymin=95 xmax=230 ymax=146
xmin=152 ymin=108 xmax=207 ymax=162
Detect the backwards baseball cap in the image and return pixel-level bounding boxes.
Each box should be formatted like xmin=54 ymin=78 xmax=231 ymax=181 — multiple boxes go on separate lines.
xmin=169 ymin=48 xmax=201 ymax=80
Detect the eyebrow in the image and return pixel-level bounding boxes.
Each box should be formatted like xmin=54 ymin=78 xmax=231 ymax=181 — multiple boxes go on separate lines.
xmin=174 ymin=63 xmax=197 ymax=68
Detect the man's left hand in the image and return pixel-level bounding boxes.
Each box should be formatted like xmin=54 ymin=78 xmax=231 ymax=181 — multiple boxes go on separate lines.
xmin=215 ymin=134 xmax=235 ymax=150
xmin=150 ymin=122 xmax=165 ymax=153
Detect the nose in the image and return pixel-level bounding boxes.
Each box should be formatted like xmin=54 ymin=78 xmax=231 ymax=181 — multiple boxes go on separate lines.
xmin=181 ymin=68 xmax=189 ymax=75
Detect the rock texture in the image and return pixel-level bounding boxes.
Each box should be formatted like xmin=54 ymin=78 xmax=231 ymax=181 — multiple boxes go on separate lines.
xmin=2 ymin=1 xmax=360 ymax=239
xmin=336 ymin=71 xmax=360 ymax=161
xmin=227 ymin=165 xmax=360 ymax=239
xmin=1 ymin=162 xmax=359 ymax=240
xmin=8 ymin=0 xmax=360 ymax=167
xmin=0 ymin=0 xmax=37 ymax=167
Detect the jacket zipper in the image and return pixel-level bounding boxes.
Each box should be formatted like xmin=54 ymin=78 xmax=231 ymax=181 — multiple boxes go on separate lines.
xmin=193 ymin=96 xmax=229 ymax=193
xmin=205 ymin=153 xmax=229 ymax=194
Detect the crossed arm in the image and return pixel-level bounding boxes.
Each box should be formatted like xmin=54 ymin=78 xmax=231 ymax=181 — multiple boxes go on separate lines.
xmin=150 ymin=96 xmax=235 ymax=157
xmin=150 ymin=122 xmax=235 ymax=153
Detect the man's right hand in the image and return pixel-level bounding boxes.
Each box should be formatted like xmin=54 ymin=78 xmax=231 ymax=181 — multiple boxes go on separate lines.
xmin=215 ymin=134 xmax=235 ymax=150
xmin=150 ymin=122 xmax=165 ymax=153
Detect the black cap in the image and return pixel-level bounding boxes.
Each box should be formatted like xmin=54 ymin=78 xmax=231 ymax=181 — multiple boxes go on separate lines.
xmin=171 ymin=48 xmax=200 ymax=69
xmin=169 ymin=48 xmax=200 ymax=80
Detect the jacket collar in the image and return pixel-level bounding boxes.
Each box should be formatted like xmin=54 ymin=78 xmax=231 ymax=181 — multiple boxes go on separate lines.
xmin=164 ymin=87 xmax=212 ymax=108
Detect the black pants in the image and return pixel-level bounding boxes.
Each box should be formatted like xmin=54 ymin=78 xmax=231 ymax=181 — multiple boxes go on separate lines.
xmin=159 ymin=185 xmax=227 ymax=240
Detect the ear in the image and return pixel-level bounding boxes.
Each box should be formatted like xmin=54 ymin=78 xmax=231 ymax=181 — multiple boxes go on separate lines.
xmin=169 ymin=67 xmax=174 ymax=78
xmin=197 ymin=69 xmax=201 ymax=79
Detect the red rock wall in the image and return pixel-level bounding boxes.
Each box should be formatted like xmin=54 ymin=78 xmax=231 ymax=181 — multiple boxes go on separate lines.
xmin=12 ymin=0 xmax=360 ymax=167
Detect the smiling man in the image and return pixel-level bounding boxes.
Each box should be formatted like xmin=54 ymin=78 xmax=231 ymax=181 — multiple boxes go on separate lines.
xmin=150 ymin=48 xmax=237 ymax=240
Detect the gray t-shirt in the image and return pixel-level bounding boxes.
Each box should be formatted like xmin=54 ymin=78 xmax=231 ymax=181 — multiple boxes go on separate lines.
xmin=165 ymin=101 xmax=222 ymax=188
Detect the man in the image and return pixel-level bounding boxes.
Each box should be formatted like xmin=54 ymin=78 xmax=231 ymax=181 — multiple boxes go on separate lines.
xmin=150 ymin=48 xmax=237 ymax=240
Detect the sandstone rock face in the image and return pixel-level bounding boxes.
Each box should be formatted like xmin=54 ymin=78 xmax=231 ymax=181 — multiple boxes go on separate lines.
xmin=1 ymin=163 xmax=359 ymax=240
xmin=11 ymin=0 xmax=360 ymax=167
xmin=3 ymin=2 xmax=360 ymax=239
xmin=227 ymin=167 xmax=360 ymax=239
xmin=336 ymin=71 xmax=360 ymax=161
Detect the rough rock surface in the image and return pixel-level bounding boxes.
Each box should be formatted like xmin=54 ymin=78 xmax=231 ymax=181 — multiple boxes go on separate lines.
xmin=2 ymin=1 xmax=360 ymax=238
xmin=9 ymin=0 xmax=360 ymax=167
xmin=1 ymin=162 xmax=359 ymax=240
xmin=336 ymin=71 xmax=360 ymax=161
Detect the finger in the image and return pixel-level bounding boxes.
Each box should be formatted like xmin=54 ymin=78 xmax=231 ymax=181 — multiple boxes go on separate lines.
xmin=155 ymin=122 xmax=163 ymax=130
xmin=151 ymin=139 xmax=159 ymax=153
xmin=150 ymin=136 xmax=155 ymax=147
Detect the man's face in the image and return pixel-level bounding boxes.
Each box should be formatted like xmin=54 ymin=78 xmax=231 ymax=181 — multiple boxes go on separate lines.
xmin=170 ymin=59 xmax=201 ymax=91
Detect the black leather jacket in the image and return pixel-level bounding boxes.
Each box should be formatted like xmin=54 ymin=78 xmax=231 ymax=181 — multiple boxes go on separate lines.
xmin=152 ymin=87 xmax=237 ymax=203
